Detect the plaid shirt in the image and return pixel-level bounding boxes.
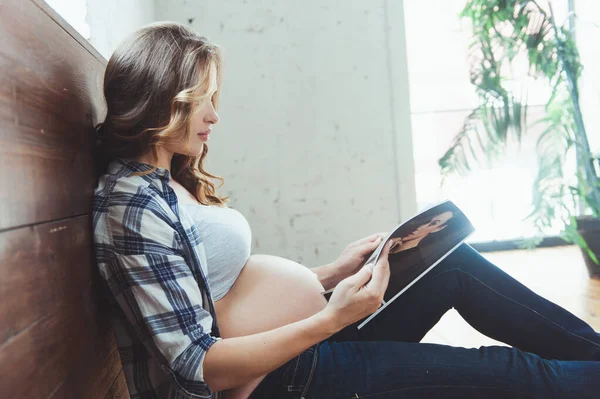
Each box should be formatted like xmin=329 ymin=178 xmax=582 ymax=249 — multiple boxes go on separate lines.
xmin=93 ymin=158 xmax=222 ymax=399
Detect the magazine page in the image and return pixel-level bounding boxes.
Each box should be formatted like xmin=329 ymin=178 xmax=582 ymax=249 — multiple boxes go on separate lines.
xmin=357 ymin=200 xmax=475 ymax=329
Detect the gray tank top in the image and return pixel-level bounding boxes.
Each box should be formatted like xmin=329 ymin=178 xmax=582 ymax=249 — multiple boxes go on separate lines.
xmin=180 ymin=202 xmax=252 ymax=301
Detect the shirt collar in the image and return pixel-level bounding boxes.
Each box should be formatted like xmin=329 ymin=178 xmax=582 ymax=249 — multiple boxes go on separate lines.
xmin=108 ymin=157 xmax=171 ymax=181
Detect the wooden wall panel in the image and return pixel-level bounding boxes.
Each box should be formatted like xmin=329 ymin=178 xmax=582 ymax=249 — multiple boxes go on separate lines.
xmin=49 ymin=337 xmax=124 ymax=399
xmin=0 ymin=0 xmax=106 ymax=231
xmin=104 ymin=371 xmax=130 ymax=399
xmin=0 ymin=0 xmax=128 ymax=397
xmin=0 ymin=217 xmax=123 ymax=398
xmin=0 ymin=216 xmax=94 ymax=344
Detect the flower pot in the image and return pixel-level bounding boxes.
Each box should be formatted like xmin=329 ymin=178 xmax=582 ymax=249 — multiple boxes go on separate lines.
xmin=575 ymin=216 xmax=600 ymax=279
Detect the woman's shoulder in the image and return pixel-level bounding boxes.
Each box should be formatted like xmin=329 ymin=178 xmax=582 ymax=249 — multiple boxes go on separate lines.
xmin=93 ymin=168 xmax=174 ymax=230
xmin=95 ymin=159 xmax=168 ymax=201
xmin=96 ymin=158 xmax=169 ymax=194
xmin=96 ymin=172 xmax=153 ymax=197
xmin=93 ymin=172 xmax=179 ymax=251
xmin=94 ymin=173 xmax=161 ymax=215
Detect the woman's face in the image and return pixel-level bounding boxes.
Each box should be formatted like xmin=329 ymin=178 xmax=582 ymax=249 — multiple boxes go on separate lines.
xmin=170 ymin=64 xmax=220 ymax=157
xmin=402 ymin=211 xmax=453 ymax=241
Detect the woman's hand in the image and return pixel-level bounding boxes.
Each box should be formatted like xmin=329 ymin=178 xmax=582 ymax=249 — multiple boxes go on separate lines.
xmin=332 ymin=232 xmax=387 ymax=279
xmin=321 ymin=240 xmax=392 ymax=331
xmin=312 ymin=232 xmax=387 ymax=291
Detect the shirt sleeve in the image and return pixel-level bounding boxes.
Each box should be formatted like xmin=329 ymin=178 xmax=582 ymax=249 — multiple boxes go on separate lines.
xmin=102 ymin=193 xmax=220 ymax=397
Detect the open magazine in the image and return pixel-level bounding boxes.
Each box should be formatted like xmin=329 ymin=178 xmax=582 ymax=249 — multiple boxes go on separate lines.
xmin=336 ymin=200 xmax=475 ymax=329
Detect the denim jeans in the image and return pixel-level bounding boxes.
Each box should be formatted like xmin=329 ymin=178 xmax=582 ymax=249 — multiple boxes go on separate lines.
xmin=248 ymin=244 xmax=600 ymax=398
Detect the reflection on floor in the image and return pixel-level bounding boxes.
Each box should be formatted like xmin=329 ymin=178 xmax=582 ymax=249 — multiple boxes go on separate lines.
xmin=421 ymin=245 xmax=600 ymax=348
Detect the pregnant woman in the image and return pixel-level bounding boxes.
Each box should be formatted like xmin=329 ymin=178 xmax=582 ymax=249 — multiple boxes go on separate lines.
xmin=93 ymin=22 xmax=600 ymax=399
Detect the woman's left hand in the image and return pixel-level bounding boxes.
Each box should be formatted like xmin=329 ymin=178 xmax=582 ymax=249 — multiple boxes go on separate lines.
xmin=332 ymin=233 xmax=387 ymax=280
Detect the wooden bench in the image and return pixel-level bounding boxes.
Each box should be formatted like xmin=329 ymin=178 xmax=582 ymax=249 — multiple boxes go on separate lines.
xmin=0 ymin=0 xmax=128 ymax=397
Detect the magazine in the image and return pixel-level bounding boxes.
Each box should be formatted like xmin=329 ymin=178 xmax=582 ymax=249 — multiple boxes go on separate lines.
xmin=344 ymin=200 xmax=475 ymax=329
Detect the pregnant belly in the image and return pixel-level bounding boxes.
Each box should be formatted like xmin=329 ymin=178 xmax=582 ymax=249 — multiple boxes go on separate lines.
xmin=214 ymin=254 xmax=328 ymax=338
xmin=214 ymin=254 xmax=329 ymax=399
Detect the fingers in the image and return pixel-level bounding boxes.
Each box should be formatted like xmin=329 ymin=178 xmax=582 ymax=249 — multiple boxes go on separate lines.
xmin=360 ymin=236 xmax=383 ymax=252
xmin=379 ymin=239 xmax=393 ymax=261
xmin=343 ymin=263 xmax=373 ymax=288
xmin=366 ymin=240 xmax=392 ymax=293
xmin=348 ymin=233 xmax=389 ymax=247
xmin=351 ymin=233 xmax=384 ymax=247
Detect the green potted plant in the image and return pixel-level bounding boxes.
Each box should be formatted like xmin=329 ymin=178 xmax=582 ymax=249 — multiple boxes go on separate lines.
xmin=438 ymin=0 xmax=600 ymax=277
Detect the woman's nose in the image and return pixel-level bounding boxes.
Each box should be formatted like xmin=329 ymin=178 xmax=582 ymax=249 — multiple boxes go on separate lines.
xmin=204 ymin=102 xmax=219 ymax=124
xmin=206 ymin=110 xmax=219 ymax=124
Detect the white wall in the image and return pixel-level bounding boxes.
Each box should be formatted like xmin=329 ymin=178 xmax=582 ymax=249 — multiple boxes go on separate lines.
xmin=155 ymin=0 xmax=416 ymax=266
xmin=87 ymin=0 xmax=155 ymax=59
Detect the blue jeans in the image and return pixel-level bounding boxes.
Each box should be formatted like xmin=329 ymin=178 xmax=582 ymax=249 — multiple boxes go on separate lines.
xmin=248 ymin=244 xmax=600 ymax=398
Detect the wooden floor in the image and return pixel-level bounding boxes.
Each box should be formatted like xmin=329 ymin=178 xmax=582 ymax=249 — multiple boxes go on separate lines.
xmin=421 ymin=245 xmax=600 ymax=348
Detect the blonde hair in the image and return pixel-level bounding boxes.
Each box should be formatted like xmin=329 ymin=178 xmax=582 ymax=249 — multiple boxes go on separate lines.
xmin=95 ymin=21 xmax=228 ymax=206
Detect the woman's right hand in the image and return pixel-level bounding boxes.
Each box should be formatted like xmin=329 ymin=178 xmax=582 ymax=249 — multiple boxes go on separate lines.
xmin=321 ymin=240 xmax=392 ymax=332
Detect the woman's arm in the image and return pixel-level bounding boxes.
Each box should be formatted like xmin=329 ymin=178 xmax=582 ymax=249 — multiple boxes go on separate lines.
xmin=203 ymin=309 xmax=336 ymax=392
xmin=204 ymin=241 xmax=393 ymax=392
xmin=312 ymin=262 xmax=338 ymax=291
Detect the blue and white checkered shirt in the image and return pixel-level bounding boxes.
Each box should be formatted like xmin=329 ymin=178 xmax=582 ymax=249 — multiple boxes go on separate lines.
xmin=93 ymin=158 xmax=222 ymax=399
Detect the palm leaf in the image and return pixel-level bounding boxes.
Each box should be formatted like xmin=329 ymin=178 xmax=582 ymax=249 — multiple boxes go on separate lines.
xmin=444 ymin=0 xmax=600 ymax=246
xmin=439 ymin=97 xmax=527 ymax=177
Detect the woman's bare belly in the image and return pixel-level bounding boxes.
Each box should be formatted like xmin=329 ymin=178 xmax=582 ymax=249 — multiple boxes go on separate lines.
xmin=214 ymin=254 xmax=328 ymax=399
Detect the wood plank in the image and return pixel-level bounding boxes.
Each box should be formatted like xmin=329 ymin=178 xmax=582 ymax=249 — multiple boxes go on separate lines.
xmin=0 ymin=0 xmax=106 ymax=231
xmin=49 ymin=337 xmax=124 ymax=399
xmin=0 ymin=285 xmax=119 ymax=398
xmin=0 ymin=216 xmax=95 ymax=344
xmin=0 ymin=216 xmax=122 ymax=398
xmin=104 ymin=370 xmax=131 ymax=399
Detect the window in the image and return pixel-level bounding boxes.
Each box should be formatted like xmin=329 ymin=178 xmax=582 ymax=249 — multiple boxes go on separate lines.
xmin=404 ymin=0 xmax=577 ymax=243
xmin=44 ymin=0 xmax=90 ymax=40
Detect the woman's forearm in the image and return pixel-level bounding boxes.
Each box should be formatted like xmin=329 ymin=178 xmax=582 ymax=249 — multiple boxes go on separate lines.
xmin=312 ymin=262 xmax=338 ymax=291
xmin=203 ymin=309 xmax=339 ymax=392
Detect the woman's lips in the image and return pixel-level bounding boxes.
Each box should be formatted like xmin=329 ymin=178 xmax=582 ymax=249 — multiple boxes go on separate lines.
xmin=198 ymin=130 xmax=211 ymax=139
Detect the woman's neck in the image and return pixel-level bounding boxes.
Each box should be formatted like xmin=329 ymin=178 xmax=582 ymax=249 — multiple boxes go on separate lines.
xmin=134 ymin=147 xmax=174 ymax=172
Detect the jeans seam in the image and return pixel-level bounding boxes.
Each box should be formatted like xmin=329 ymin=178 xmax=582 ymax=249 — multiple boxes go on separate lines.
xmin=286 ymin=353 xmax=303 ymax=391
xmin=345 ymin=385 xmax=541 ymax=399
xmin=433 ymin=267 xmax=600 ymax=350
xmin=299 ymin=345 xmax=319 ymax=398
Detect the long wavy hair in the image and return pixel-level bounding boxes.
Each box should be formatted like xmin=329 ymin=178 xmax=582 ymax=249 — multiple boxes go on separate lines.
xmin=94 ymin=22 xmax=228 ymax=206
